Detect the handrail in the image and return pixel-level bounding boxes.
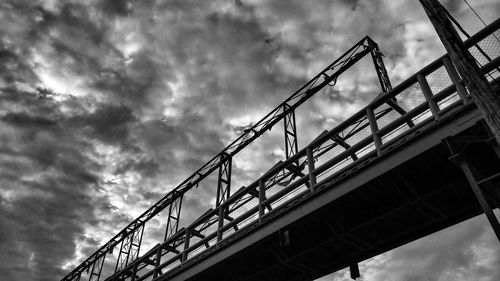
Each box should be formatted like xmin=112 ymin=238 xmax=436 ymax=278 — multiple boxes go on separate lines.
xmin=149 ymin=17 xmax=500 ymax=280
xmin=69 ymin=17 xmax=500 ymax=281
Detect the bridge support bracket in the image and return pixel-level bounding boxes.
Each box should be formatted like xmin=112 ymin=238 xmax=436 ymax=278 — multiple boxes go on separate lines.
xmin=349 ymin=263 xmax=360 ymax=280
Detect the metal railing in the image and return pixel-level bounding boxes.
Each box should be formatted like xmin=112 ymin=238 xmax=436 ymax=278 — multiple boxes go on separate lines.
xmin=71 ymin=18 xmax=500 ymax=281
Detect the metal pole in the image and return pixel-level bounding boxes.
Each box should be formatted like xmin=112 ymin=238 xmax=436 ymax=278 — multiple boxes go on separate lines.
xmin=455 ymin=155 xmax=500 ymax=242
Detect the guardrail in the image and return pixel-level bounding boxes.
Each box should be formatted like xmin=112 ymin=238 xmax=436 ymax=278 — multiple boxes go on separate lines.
xmin=99 ymin=18 xmax=500 ymax=281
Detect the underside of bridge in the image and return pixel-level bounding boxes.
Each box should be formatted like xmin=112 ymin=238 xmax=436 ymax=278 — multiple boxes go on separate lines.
xmin=166 ymin=104 xmax=500 ymax=281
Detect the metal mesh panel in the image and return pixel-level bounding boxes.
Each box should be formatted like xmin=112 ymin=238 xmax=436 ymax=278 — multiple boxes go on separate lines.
xmin=469 ymin=31 xmax=500 ymax=66
xmin=426 ymin=66 xmax=452 ymax=94
xmin=396 ymin=82 xmax=426 ymax=112
xmin=374 ymin=104 xmax=404 ymax=131
xmin=343 ymin=117 xmax=372 ymax=147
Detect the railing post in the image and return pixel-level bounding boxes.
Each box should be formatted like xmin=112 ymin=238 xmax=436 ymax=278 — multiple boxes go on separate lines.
xmin=306 ymin=147 xmax=317 ymax=192
xmin=417 ymin=73 xmax=441 ymax=120
xmin=152 ymin=246 xmax=163 ymax=278
xmin=216 ymin=152 xmax=231 ymax=243
xmin=442 ymin=56 xmax=468 ymax=103
xmin=130 ymin=262 xmax=138 ymax=281
xmin=217 ymin=204 xmax=224 ymax=242
xmin=366 ymin=108 xmax=382 ymax=156
xmin=258 ymin=179 xmax=266 ymax=222
xmin=181 ymin=228 xmax=190 ymax=263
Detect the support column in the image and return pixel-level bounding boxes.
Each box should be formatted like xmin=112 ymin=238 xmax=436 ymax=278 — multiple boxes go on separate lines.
xmin=349 ymin=263 xmax=360 ymax=280
xmin=451 ymin=154 xmax=500 ymax=242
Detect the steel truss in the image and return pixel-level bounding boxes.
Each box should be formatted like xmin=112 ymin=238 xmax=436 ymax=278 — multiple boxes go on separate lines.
xmin=284 ymin=103 xmax=299 ymax=162
xmin=88 ymin=254 xmax=105 ymax=281
xmin=62 ymin=35 xmax=417 ymax=281
xmin=164 ymin=192 xmax=183 ymax=242
xmin=115 ymin=223 xmax=144 ymax=273
xmin=61 ymin=18 xmax=500 ymax=280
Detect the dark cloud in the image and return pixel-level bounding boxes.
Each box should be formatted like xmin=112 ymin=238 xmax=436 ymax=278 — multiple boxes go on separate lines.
xmin=0 ymin=47 xmax=39 ymax=86
xmin=1 ymin=0 xmax=499 ymax=280
xmin=0 ymin=87 xmax=104 ymax=279
xmin=99 ymin=0 xmax=132 ymax=17
xmin=75 ymin=104 xmax=137 ymax=148
xmin=1 ymin=112 xmax=57 ymax=129
xmin=113 ymin=157 xmax=160 ymax=178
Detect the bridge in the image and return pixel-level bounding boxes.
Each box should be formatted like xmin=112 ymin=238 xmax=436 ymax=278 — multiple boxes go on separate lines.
xmin=62 ymin=15 xmax=500 ymax=281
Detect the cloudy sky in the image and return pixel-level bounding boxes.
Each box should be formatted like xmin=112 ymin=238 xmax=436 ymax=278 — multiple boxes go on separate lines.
xmin=0 ymin=0 xmax=499 ymax=280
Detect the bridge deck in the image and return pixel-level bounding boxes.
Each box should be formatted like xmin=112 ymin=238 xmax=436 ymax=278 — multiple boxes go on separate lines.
xmin=165 ymin=99 xmax=500 ymax=281
xmin=93 ymin=19 xmax=500 ymax=281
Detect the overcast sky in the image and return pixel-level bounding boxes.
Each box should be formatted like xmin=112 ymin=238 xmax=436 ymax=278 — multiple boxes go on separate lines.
xmin=0 ymin=1 xmax=499 ymax=281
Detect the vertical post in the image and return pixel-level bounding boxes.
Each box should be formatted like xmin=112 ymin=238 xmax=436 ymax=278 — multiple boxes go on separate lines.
xmin=420 ymin=0 xmax=500 ymax=144
xmin=306 ymin=147 xmax=317 ymax=192
xmin=216 ymin=152 xmax=231 ymax=242
xmin=165 ymin=193 xmax=183 ymax=242
xmin=258 ymin=179 xmax=266 ymax=222
xmin=217 ymin=203 xmax=225 ymax=242
xmin=417 ymin=73 xmax=441 ymax=120
xmin=366 ymin=108 xmax=382 ymax=156
xmin=130 ymin=262 xmax=138 ymax=281
xmin=129 ymin=224 xmax=144 ymax=266
xmin=216 ymin=152 xmax=232 ymax=207
xmin=152 ymin=247 xmax=163 ymax=278
xmin=453 ymin=155 xmax=500 ymax=242
xmin=442 ymin=56 xmax=469 ymax=103
xmin=89 ymin=253 xmax=106 ymax=281
xmin=115 ymin=234 xmax=130 ymax=272
xmin=367 ymin=37 xmax=392 ymax=93
xmin=349 ymin=263 xmax=361 ymax=280
xmin=181 ymin=228 xmax=191 ymax=263
xmin=283 ymin=103 xmax=299 ymax=164
xmin=115 ymin=223 xmax=144 ymax=273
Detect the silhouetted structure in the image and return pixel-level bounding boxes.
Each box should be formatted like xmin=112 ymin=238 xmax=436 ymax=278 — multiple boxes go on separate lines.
xmin=61 ymin=12 xmax=500 ymax=281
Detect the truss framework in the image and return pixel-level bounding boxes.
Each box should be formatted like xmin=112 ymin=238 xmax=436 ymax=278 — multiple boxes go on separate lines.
xmin=59 ymin=26 xmax=500 ymax=280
